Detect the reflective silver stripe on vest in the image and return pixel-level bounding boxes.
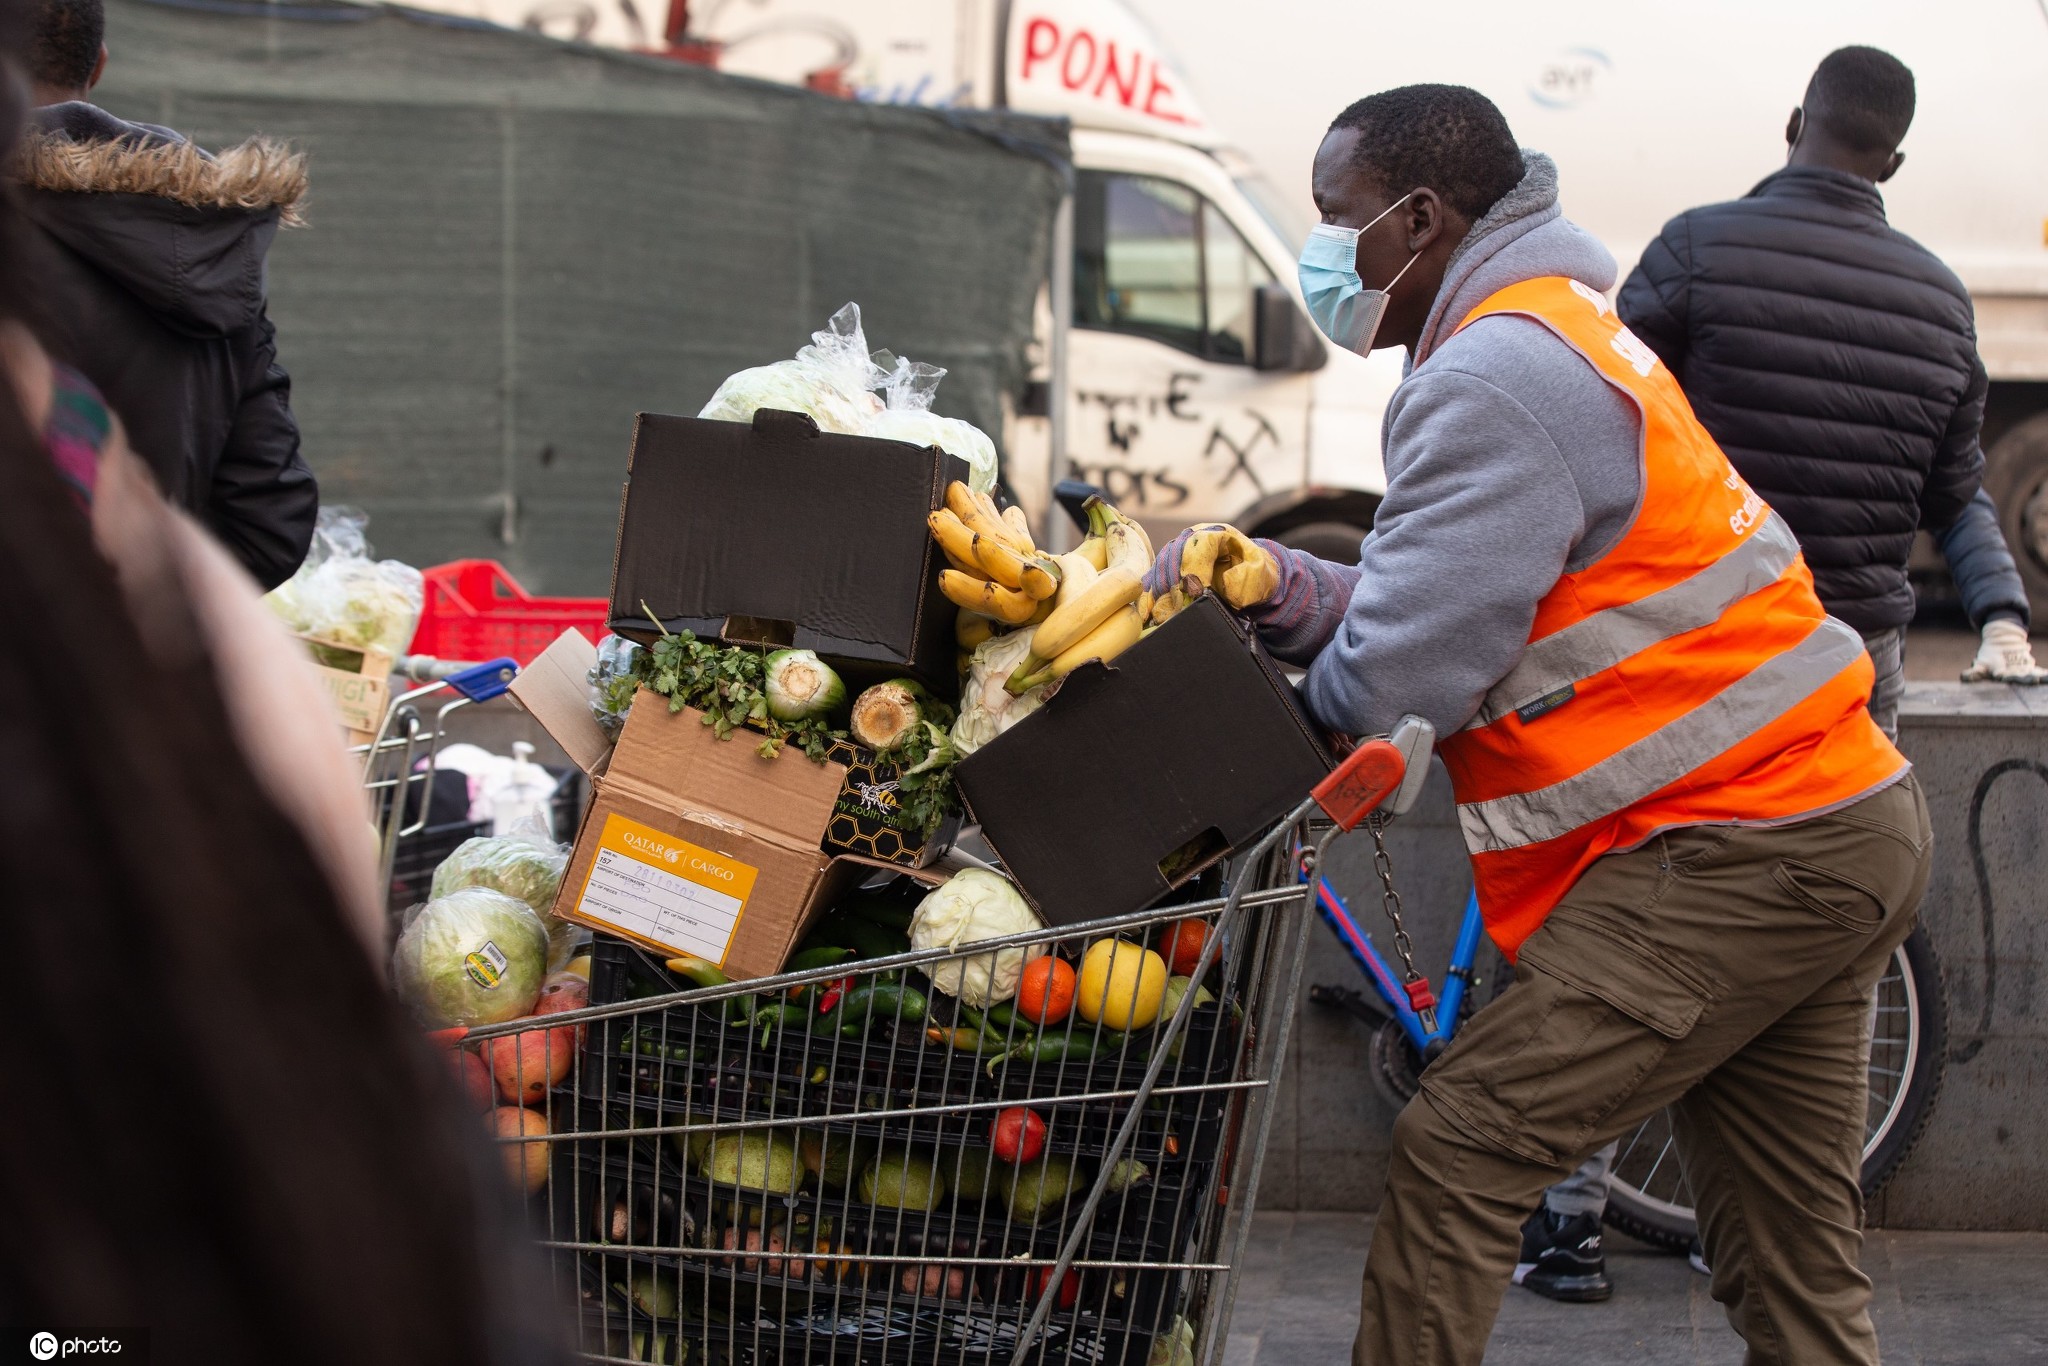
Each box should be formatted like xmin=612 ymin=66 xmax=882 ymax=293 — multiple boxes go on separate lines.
xmin=1457 ymin=614 xmax=1866 ymax=853
xmin=1470 ymin=513 xmax=1804 ymax=729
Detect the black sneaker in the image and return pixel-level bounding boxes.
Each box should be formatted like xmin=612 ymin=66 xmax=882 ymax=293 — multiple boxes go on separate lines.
xmin=1513 ymin=1208 xmax=1614 ymax=1302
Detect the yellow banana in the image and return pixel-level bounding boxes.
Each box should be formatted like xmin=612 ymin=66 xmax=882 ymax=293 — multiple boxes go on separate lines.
xmin=939 ymin=569 xmax=1039 ymax=626
xmin=927 ymin=508 xmax=988 ymax=577
xmin=1000 ymin=504 xmax=1035 ymax=549
xmin=972 ymin=532 xmax=1064 ymax=600
xmin=1027 ymin=566 xmax=1142 ymax=660
xmin=1137 ymin=589 xmax=1154 ymax=622
xmin=954 ymin=611 xmax=996 ymax=650
xmin=1052 ymin=549 xmax=1099 ymax=606
xmin=1078 ymin=536 xmax=1109 ymax=571
xmin=1150 ymin=572 xmax=1203 ymax=626
xmin=1173 ymin=523 xmax=1270 ymax=605
xmin=971 ymin=488 xmax=1037 ymax=553
xmin=1050 ymin=600 xmax=1143 ymax=675
xmin=948 ymin=482 xmax=1033 ymax=555
xmin=1218 ymin=550 xmax=1281 ymax=608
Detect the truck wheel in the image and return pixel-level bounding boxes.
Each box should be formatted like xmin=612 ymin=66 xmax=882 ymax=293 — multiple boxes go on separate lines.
xmin=1988 ymin=415 xmax=2048 ymax=630
xmin=1275 ymin=521 xmax=1368 ymax=565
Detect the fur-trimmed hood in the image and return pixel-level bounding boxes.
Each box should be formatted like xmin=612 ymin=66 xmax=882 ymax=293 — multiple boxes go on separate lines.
xmin=15 ymin=102 xmax=307 ymax=337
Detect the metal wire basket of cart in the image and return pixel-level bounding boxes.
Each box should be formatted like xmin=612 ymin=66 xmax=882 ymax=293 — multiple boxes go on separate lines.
xmin=357 ymin=654 xmax=521 ymax=932
xmin=461 ymin=731 xmax=1428 ymax=1366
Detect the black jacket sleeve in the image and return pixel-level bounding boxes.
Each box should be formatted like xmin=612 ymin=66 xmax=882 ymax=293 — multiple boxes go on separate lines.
xmin=1935 ymin=488 xmax=2029 ymax=629
xmin=1919 ymin=350 xmax=1987 ymax=534
xmin=1616 ymin=214 xmax=1693 ymax=382
xmin=207 ymin=311 xmax=318 ymax=591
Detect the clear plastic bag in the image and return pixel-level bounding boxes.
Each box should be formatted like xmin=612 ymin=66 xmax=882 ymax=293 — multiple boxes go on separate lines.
xmin=698 ymin=302 xmax=886 ymax=435
xmin=587 ymin=633 xmax=642 ymax=741
xmin=861 ymin=355 xmax=999 ymax=493
xmin=263 ymin=506 xmax=423 ymax=663
xmin=430 ymin=816 xmax=569 ymax=919
xmin=428 ymin=815 xmax=585 ymax=973
xmin=391 ymin=886 xmax=551 ymax=1027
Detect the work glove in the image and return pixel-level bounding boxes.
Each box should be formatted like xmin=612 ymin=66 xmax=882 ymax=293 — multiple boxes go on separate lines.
xmin=1144 ymin=523 xmax=1282 ymax=625
xmin=1961 ymin=617 xmax=2048 ymax=684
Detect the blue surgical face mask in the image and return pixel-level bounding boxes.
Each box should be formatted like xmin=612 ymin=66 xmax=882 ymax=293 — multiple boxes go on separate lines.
xmin=1297 ymin=194 xmax=1420 ymax=355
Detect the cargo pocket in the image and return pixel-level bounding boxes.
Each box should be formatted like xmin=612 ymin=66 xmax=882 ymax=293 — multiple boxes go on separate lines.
xmin=1421 ymin=907 xmax=1716 ymax=1167
xmin=1773 ymin=859 xmax=1886 ymax=932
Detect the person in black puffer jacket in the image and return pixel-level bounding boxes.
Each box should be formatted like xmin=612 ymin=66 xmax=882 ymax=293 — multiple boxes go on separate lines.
xmin=1619 ymin=45 xmax=2045 ymax=734
xmin=15 ymin=0 xmax=317 ymax=590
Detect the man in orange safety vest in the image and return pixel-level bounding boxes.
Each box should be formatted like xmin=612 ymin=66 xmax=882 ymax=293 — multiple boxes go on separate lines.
xmin=1146 ymin=84 xmax=1930 ymax=1366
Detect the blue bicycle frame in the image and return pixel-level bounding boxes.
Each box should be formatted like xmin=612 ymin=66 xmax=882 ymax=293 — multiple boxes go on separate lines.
xmin=1304 ymin=863 xmax=1486 ymax=1055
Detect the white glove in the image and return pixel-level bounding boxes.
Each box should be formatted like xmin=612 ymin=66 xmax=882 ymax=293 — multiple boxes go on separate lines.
xmin=1961 ymin=618 xmax=2048 ymax=684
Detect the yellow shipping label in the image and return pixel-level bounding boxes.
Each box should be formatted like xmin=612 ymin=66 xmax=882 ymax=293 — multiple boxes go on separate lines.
xmin=570 ymin=812 xmax=761 ymax=966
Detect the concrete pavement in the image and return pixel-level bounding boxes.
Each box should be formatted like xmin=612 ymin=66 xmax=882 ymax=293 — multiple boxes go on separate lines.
xmin=1223 ymin=1212 xmax=2048 ymax=1365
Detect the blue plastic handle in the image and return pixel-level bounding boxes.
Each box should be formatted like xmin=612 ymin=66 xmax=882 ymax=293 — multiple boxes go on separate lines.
xmin=445 ymin=656 xmax=519 ymax=702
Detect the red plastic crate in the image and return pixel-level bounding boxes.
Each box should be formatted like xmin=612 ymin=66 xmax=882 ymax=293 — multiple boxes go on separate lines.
xmin=410 ymin=560 xmax=608 ymax=666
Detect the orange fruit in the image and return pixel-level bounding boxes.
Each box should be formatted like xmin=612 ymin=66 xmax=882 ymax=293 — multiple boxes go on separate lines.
xmin=490 ymin=1105 xmax=551 ymax=1195
xmin=1015 ymin=956 xmax=1076 ymax=1024
xmin=1158 ymin=918 xmax=1210 ymax=978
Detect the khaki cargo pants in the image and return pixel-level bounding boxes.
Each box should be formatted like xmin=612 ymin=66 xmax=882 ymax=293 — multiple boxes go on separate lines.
xmin=1355 ymin=773 xmax=1932 ymax=1366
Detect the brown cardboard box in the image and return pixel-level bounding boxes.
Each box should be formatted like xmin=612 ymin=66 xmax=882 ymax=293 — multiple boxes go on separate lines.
xmin=509 ymin=630 xmax=846 ymax=980
xmin=298 ymin=634 xmax=393 ymax=745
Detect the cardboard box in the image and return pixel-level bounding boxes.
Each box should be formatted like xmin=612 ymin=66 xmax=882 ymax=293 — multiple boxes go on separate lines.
xmin=298 ymin=634 xmax=393 ymax=745
xmin=954 ymin=594 xmax=1332 ymax=926
xmin=820 ymin=738 xmax=954 ymax=868
xmin=607 ymin=408 xmax=968 ymax=693
xmin=509 ymin=630 xmax=846 ymax=980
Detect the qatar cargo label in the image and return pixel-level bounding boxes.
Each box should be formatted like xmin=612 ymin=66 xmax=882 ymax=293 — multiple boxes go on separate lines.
xmin=572 ymin=813 xmax=760 ymax=965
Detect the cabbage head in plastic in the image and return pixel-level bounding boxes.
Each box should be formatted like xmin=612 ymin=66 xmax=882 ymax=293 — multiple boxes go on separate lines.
xmin=392 ymin=886 xmax=551 ymax=1027
xmin=431 ymin=833 xmax=569 ymax=918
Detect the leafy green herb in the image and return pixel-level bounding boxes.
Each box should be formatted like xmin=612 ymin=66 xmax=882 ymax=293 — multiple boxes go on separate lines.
xmin=619 ymin=605 xmax=847 ymax=762
xmin=891 ymin=714 xmax=961 ymax=840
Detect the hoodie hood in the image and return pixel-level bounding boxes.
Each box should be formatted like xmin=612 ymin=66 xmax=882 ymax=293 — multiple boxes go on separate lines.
xmin=16 ymin=102 xmax=307 ymax=337
xmin=1411 ymin=151 xmax=1616 ymax=368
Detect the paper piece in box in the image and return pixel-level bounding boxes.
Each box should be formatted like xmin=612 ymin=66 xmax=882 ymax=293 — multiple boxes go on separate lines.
xmin=568 ymin=812 xmax=761 ymax=965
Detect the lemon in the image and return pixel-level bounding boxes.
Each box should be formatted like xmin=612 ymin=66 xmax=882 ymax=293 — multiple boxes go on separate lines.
xmin=1075 ymin=939 xmax=1168 ymax=1029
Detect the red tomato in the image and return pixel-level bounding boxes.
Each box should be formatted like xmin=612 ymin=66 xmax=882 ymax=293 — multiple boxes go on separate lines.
xmin=991 ymin=1106 xmax=1047 ymax=1165
xmin=1030 ymin=1265 xmax=1080 ymax=1310
xmin=1158 ymin=919 xmax=1210 ymax=978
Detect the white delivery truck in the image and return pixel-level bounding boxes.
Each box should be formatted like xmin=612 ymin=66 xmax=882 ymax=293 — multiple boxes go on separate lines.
xmin=397 ymin=0 xmax=1402 ymax=558
xmin=405 ymin=0 xmax=2048 ymax=610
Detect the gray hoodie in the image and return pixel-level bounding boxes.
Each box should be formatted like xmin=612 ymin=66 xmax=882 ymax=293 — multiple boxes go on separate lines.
xmin=1253 ymin=153 xmax=1646 ymax=740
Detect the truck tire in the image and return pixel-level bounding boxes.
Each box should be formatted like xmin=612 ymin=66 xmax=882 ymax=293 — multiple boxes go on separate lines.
xmin=1275 ymin=520 xmax=1368 ymax=565
xmin=1987 ymin=414 xmax=2048 ymax=630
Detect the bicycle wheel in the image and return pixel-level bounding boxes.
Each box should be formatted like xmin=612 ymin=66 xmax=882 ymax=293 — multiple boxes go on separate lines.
xmin=1603 ymin=923 xmax=1948 ymax=1252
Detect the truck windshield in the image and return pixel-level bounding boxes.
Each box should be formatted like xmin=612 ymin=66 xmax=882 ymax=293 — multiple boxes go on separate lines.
xmin=1233 ymin=171 xmax=1310 ymax=254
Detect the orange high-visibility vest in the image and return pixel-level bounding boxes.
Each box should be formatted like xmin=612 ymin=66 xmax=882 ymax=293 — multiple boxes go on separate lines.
xmin=1435 ymin=276 xmax=1907 ymax=958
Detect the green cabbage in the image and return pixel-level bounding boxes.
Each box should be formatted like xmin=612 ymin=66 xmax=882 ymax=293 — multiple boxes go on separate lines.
xmin=392 ymin=887 xmax=550 ymax=1027
xmin=430 ymin=834 xmax=567 ymax=918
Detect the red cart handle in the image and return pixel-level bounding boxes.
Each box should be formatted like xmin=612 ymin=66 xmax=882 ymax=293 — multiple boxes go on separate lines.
xmin=1312 ymin=738 xmax=1407 ymax=832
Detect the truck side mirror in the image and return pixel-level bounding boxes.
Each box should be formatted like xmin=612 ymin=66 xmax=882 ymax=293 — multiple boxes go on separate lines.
xmin=1254 ymin=282 xmax=1328 ymax=373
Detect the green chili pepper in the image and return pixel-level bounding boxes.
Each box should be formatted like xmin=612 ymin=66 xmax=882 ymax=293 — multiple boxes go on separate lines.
xmin=987 ymin=1027 xmax=1128 ymax=1078
xmin=982 ymin=1001 xmax=1031 ymax=1035
xmin=821 ymin=981 xmax=929 ymax=1035
xmin=787 ymin=944 xmax=857 ymax=974
xmin=955 ymin=1003 xmax=1011 ymax=1047
xmin=753 ymin=1001 xmax=809 ymax=1048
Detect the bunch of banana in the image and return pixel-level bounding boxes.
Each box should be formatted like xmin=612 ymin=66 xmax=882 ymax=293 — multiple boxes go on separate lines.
xmin=1004 ymin=498 xmax=1154 ymax=693
xmin=930 ymin=483 xmax=1065 ymax=627
xmin=1148 ymin=523 xmax=1280 ymax=625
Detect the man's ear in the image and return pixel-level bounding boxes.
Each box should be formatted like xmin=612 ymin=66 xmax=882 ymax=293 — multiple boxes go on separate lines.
xmin=1405 ymin=188 xmax=1444 ymax=254
xmin=1784 ymin=107 xmax=1803 ymax=151
xmin=1877 ymin=149 xmax=1904 ymax=184
xmin=89 ymin=44 xmax=108 ymax=91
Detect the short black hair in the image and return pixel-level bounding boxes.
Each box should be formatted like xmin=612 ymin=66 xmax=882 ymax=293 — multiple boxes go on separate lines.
xmin=1805 ymin=46 xmax=1915 ymax=155
xmin=26 ymin=0 xmax=104 ymax=93
xmin=1328 ymin=84 xmax=1525 ymax=221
